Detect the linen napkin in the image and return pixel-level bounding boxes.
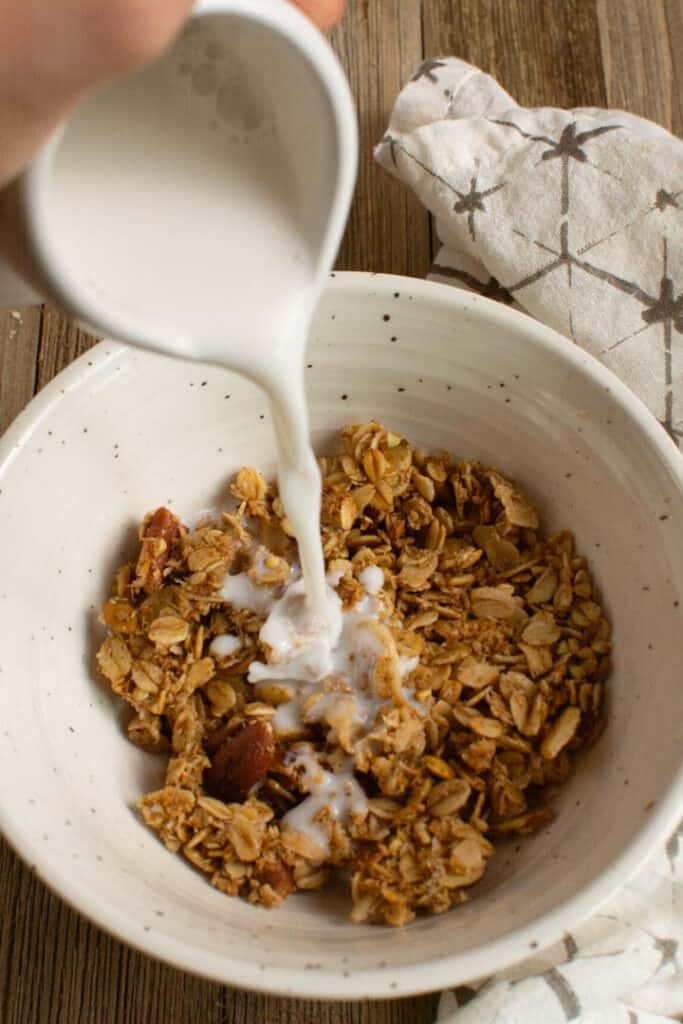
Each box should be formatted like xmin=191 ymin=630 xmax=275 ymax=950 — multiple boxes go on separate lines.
xmin=375 ymin=58 xmax=683 ymax=442
xmin=375 ymin=59 xmax=683 ymax=1024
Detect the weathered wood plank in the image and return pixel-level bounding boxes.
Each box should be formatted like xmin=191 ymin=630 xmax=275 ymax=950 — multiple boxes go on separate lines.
xmin=0 ymin=307 xmax=41 ymax=433
xmin=35 ymin=306 xmax=98 ymax=391
xmin=0 ymin=830 xmax=439 ymax=1023
xmin=330 ymin=1 xmax=431 ymax=277
xmin=423 ymin=0 xmax=607 ymax=109
xmin=596 ymin=0 xmax=673 ymax=128
xmin=0 ymin=842 xmax=227 ymax=1024
xmin=664 ymin=0 xmax=683 ymax=136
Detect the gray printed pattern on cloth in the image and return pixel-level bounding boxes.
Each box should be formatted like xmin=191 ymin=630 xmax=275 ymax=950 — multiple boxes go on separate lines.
xmin=435 ymin=825 xmax=682 ymax=1024
xmin=375 ymin=58 xmax=683 ymax=445
xmin=375 ymin=59 xmax=683 ymax=1024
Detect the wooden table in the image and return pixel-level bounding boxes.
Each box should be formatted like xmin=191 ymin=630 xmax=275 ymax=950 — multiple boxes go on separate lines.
xmin=0 ymin=2 xmax=679 ymax=1020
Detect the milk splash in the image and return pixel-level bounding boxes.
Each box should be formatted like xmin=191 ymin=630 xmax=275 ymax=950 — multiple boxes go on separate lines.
xmin=218 ymin=563 xmax=421 ymax=853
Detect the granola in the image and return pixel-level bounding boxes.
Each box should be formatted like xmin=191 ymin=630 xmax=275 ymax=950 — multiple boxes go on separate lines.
xmin=96 ymin=422 xmax=610 ymax=926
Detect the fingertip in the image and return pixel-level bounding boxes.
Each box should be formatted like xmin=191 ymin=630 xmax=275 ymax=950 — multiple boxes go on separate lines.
xmin=88 ymin=0 xmax=195 ymax=78
xmin=294 ymin=0 xmax=346 ymax=30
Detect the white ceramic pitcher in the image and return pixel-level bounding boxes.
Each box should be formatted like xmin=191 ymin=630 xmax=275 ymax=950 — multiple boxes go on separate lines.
xmin=0 ymin=0 xmax=357 ymax=364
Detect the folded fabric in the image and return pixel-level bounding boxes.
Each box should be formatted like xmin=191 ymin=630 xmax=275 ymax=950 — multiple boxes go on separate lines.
xmin=436 ymin=833 xmax=682 ymax=1024
xmin=375 ymin=58 xmax=683 ymax=1024
xmin=375 ymin=58 xmax=683 ymax=444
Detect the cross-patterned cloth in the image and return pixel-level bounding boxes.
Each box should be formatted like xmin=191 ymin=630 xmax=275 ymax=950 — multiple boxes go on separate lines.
xmin=375 ymin=58 xmax=683 ymax=1024
xmin=375 ymin=58 xmax=683 ymax=443
xmin=435 ymin=834 xmax=682 ymax=1024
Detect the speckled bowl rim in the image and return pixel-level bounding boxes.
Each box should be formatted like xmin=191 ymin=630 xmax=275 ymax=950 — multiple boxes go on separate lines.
xmin=1 ymin=272 xmax=682 ymax=1000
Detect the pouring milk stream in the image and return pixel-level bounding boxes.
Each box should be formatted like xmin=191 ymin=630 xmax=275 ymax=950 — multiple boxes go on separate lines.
xmin=0 ymin=3 xmax=415 ymax=842
xmin=0 ymin=0 xmax=357 ymax=625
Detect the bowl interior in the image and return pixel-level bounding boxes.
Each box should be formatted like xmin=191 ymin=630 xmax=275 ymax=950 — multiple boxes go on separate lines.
xmin=0 ymin=273 xmax=682 ymax=998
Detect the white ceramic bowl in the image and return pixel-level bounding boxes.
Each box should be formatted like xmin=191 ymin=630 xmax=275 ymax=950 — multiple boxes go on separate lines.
xmin=1 ymin=273 xmax=682 ymax=999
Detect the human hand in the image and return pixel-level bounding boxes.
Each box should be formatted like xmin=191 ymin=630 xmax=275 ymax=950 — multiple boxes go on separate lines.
xmin=0 ymin=0 xmax=345 ymax=187
xmin=291 ymin=0 xmax=345 ymax=29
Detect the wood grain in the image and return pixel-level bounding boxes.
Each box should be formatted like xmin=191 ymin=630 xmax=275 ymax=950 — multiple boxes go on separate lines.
xmin=596 ymin=0 xmax=673 ymax=128
xmin=0 ymin=308 xmax=40 ymax=434
xmin=35 ymin=307 xmax=98 ymax=391
xmin=0 ymin=2 xmax=676 ymax=1021
xmin=0 ymin=839 xmax=438 ymax=1024
xmin=423 ymin=0 xmax=608 ymax=109
xmin=330 ymin=1 xmax=432 ymax=277
xmin=664 ymin=0 xmax=683 ymax=136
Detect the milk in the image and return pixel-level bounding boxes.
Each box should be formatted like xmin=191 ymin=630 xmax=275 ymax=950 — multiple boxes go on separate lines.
xmin=282 ymin=747 xmax=367 ymax=856
xmin=46 ymin=22 xmax=362 ymax=844
xmin=48 ymin=37 xmax=330 ymax=620
xmin=230 ymin=567 xmax=424 ymax=851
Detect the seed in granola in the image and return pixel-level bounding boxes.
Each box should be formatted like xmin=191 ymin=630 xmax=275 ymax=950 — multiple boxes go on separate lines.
xmin=398 ymin=549 xmax=439 ymax=590
xmin=148 ymin=615 xmax=189 ymax=646
xmin=519 ymin=642 xmax=553 ymax=679
xmin=205 ymin=679 xmax=237 ymax=717
xmin=427 ymin=778 xmax=471 ymax=816
xmin=486 ymin=470 xmax=539 ymax=529
xmin=423 ymin=755 xmax=454 ymax=779
xmin=449 ymin=835 xmax=489 ymax=879
xmin=362 ymin=448 xmax=387 ymax=482
xmin=522 ymin=611 xmax=561 ymax=646
xmin=456 ymin=657 xmax=500 ymax=690
xmin=453 ymin=703 xmax=506 ymax=739
xmin=470 ymin=586 xmax=527 ymax=623
xmin=540 ymin=707 xmax=581 ymax=759
xmin=129 ymin=659 xmax=162 ymax=696
xmin=348 ymin=485 xmax=373 ymax=516
xmin=374 ymin=479 xmax=395 ymax=509
xmin=96 ymin=635 xmax=132 ymax=683
xmin=553 ymin=579 xmax=574 ymax=612
xmin=339 ymin=495 xmax=358 ymax=531
xmin=526 ymin=567 xmax=558 ymax=604
xmin=340 ymin=454 xmax=363 ymax=483
xmin=411 ymin=468 xmax=436 ymax=503
xmin=524 ymin=688 xmax=547 ymax=734
xmin=254 ymin=683 xmax=293 ymax=706
xmin=424 ymin=518 xmax=446 ymax=551
xmin=472 ymin=526 xmax=520 ymax=571
xmin=186 ymin=657 xmax=215 ymax=692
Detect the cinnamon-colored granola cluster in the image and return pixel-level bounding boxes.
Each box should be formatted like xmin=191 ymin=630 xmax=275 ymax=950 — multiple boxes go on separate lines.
xmin=96 ymin=422 xmax=609 ymax=926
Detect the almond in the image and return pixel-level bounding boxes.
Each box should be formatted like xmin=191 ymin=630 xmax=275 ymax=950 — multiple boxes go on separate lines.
xmin=136 ymin=507 xmax=182 ymax=591
xmin=203 ymin=720 xmax=275 ymax=802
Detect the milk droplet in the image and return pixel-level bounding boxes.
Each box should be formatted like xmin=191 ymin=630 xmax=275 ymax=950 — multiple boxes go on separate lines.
xmin=209 ymin=634 xmax=242 ymax=658
xmin=359 ymin=564 xmax=384 ymax=596
xmin=282 ymin=748 xmax=367 ymax=855
xmin=220 ymin=572 xmax=276 ymax=615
